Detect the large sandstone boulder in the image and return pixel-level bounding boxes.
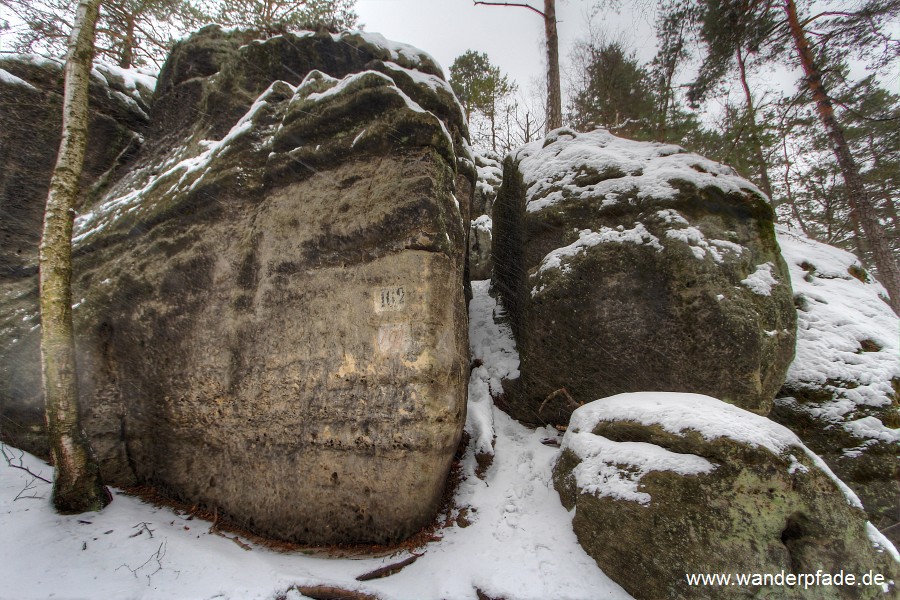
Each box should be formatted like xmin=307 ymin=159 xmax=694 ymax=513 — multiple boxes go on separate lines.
xmin=554 ymin=392 xmax=900 ymax=599
xmin=771 ymin=226 xmax=900 ymax=545
xmin=492 ymin=128 xmax=796 ymax=424
xmin=0 ymin=26 xmax=473 ymax=544
xmin=0 ymin=56 xmax=153 ymax=278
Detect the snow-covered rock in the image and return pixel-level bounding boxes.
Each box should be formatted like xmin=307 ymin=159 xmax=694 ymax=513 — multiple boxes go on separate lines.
xmin=772 ymin=225 xmax=900 ymax=543
xmin=0 ymin=54 xmax=152 ymax=279
xmin=468 ymin=150 xmax=503 ymax=280
xmin=554 ymin=392 xmax=900 ymax=599
xmin=492 ymin=128 xmax=796 ymax=424
xmin=0 ymin=25 xmax=474 ymax=545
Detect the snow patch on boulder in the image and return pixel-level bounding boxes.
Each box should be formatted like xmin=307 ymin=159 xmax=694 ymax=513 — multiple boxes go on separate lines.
xmin=515 ymin=128 xmax=763 ymax=214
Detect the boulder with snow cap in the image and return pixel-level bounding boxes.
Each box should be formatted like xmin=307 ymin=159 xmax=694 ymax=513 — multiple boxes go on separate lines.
xmin=553 ymin=392 xmax=900 ymax=599
xmin=0 ymin=26 xmax=473 ymax=544
xmin=492 ymin=128 xmax=796 ymax=424
xmin=771 ymin=226 xmax=900 ymax=545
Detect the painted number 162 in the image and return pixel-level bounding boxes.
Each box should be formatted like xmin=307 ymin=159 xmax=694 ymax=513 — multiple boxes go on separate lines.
xmin=381 ymin=287 xmax=405 ymax=309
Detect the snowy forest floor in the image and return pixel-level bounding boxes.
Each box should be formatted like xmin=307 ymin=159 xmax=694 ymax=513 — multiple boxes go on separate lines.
xmin=0 ymin=280 xmax=632 ymax=600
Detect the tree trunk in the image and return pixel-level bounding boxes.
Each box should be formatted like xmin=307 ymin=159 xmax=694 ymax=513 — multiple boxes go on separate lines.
xmin=543 ymin=0 xmax=562 ymax=132
xmin=40 ymin=0 xmax=109 ymax=514
xmin=785 ymin=0 xmax=900 ymax=315
xmin=119 ymin=12 xmax=135 ymax=69
xmin=736 ymin=46 xmax=774 ymax=200
xmin=780 ymin=135 xmax=811 ymax=236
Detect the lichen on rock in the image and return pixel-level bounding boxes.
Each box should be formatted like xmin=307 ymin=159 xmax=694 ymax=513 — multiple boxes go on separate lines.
xmin=772 ymin=226 xmax=900 ymax=545
xmin=0 ymin=26 xmax=474 ymax=545
xmin=492 ymin=128 xmax=796 ymax=424
xmin=553 ymin=392 xmax=900 ymax=599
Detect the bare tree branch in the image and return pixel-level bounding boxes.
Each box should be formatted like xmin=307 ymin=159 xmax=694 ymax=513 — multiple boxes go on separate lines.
xmin=473 ymin=0 xmax=545 ymax=17
xmin=1 ymin=443 xmax=52 ymax=483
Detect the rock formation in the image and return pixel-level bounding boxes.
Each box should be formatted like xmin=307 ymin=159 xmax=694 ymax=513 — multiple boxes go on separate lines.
xmin=772 ymin=226 xmax=900 ymax=545
xmin=468 ymin=151 xmax=502 ymax=280
xmin=554 ymin=392 xmax=900 ymax=599
xmin=492 ymin=128 xmax=796 ymax=424
xmin=0 ymin=56 xmax=153 ymax=278
xmin=0 ymin=26 xmax=473 ymax=544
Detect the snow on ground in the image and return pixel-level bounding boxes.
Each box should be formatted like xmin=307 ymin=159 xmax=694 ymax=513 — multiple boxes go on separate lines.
xmin=0 ymin=281 xmax=630 ymax=600
xmin=776 ymin=225 xmax=900 ymax=443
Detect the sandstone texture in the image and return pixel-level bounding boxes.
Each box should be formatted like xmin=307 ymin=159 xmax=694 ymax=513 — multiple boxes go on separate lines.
xmin=0 ymin=56 xmax=153 ymax=278
xmin=771 ymin=226 xmax=900 ymax=545
xmin=468 ymin=151 xmax=502 ymax=280
xmin=553 ymin=392 xmax=900 ymax=599
xmin=0 ymin=27 xmax=473 ymax=544
xmin=492 ymin=128 xmax=796 ymax=424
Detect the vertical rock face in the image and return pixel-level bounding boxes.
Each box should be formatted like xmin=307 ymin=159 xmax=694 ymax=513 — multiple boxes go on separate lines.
xmin=468 ymin=151 xmax=502 ymax=281
xmin=492 ymin=128 xmax=796 ymax=424
xmin=772 ymin=226 xmax=900 ymax=545
xmin=0 ymin=27 xmax=473 ymax=544
xmin=0 ymin=56 xmax=152 ymax=278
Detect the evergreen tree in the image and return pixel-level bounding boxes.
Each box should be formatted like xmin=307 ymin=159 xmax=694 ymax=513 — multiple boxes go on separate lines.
xmin=784 ymin=0 xmax=900 ymax=315
xmin=568 ymin=39 xmax=655 ymax=138
xmin=1 ymin=0 xmax=209 ymax=67
xmin=688 ymin=0 xmax=783 ymax=199
xmin=649 ymin=0 xmax=698 ymax=142
xmin=449 ymin=50 xmax=517 ymax=153
xmin=214 ymin=0 xmax=357 ymax=35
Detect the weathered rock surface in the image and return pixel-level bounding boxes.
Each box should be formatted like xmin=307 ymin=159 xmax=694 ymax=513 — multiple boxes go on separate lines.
xmin=0 ymin=27 xmax=473 ymax=544
xmin=468 ymin=151 xmax=502 ymax=280
xmin=0 ymin=56 xmax=153 ymax=278
xmin=771 ymin=226 xmax=900 ymax=545
xmin=554 ymin=392 xmax=900 ymax=599
xmin=492 ymin=128 xmax=796 ymax=424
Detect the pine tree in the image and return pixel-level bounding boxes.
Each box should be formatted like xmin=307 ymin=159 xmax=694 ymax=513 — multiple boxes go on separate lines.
xmin=688 ymin=0 xmax=783 ymax=200
xmin=40 ymin=0 xmax=110 ymax=514
xmin=214 ymin=0 xmax=358 ymax=36
xmin=785 ymin=0 xmax=900 ymax=315
xmin=568 ymin=40 xmax=656 ymax=138
xmin=449 ymin=50 xmax=517 ymax=153
xmin=1 ymin=0 xmax=210 ymax=67
xmin=650 ymin=1 xmax=697 ymax=142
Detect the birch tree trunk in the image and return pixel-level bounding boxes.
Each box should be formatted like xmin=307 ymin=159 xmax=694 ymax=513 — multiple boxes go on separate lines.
xmin=785 ymin=0 xmax=900 ymax=315
xmin=40 ymin=0 xmax=110 ymax=513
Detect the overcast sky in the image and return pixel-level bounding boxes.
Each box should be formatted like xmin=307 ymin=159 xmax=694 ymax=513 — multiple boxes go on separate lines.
xmin=355 ymin=0 xmax=659 ymax=95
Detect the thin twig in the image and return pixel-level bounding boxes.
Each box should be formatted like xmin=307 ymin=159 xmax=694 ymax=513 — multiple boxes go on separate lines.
xmin=116 ymin=540 xmax=168 ymax=585
xmin=14 ymin=477 xmax=44 ymax=501
xmin=1 ymin=443 xmax=51 ymax=483
xmin=538 ymin=387 xmax=580 ymax=415
xmin=208 ymin=506 xmax=252 ymax=551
